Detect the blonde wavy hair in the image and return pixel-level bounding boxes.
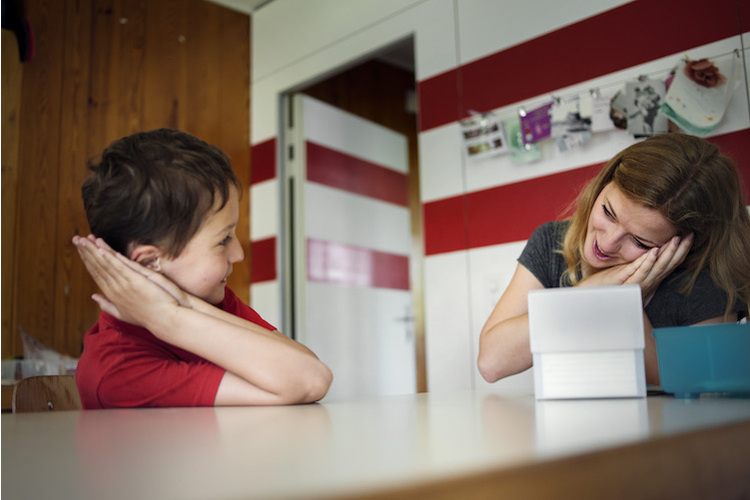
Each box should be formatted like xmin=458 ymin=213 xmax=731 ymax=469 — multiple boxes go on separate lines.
xmin=561 ymin=133 xmax=750 ymax=319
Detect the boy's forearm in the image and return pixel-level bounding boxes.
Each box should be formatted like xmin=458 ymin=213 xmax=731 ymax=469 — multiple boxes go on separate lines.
xmin=185 ymin=295 xmax=321 ymax=359
xmin=143 ymin=304 xmax=330 ymax=399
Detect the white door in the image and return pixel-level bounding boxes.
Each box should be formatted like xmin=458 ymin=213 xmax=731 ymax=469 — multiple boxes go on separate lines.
xmin=283 ymin=95 xmax=416 ymax=401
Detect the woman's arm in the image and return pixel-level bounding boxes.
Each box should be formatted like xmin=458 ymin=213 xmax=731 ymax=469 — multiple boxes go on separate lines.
xmin=477 ymin=264 xmax=544 ymax=383
xmin=73 ymin=235 xmax=332 ymax=405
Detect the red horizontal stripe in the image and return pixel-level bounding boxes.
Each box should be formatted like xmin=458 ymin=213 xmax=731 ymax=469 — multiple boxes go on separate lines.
xmin=250 ymin=236 xmax=277 ymax=283
xmin=416 ymin=70 xmax=461 ymax=135
xmin=423 ymin=129 xmax=750 ymax=256
xmin=418 ymin=0 xmax=741 ymax=132
xmin=423 ymin=165 xmax=599 ymax=255
xmin=307 ymin=238 xmax=410 ymax=290
xmin=422 ymin=196 xmax=468 ymax=256
xmin=250 ymin=138 xmax=276 ymax=185
xmin=306 ymin=141 xmax=408 ymax=206
xmin=465 ymin=165 xmax=600 ymax=250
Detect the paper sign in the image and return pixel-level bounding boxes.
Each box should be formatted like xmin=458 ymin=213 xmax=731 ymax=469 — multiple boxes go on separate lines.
xmin=520 ymin=102 xmax=553 ymax=143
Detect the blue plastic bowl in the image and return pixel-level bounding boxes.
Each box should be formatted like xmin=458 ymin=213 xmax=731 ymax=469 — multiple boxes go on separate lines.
xmin=652 ymin=323 xmax=750 ymax=399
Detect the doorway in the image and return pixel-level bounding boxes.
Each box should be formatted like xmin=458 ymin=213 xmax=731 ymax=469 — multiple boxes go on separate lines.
xmin=280 ymin=38 xmax=425 ymax=399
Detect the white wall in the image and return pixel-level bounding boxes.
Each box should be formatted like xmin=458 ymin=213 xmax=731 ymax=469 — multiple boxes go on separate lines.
xmin=251 ymin=0 xmax=750 ymax=395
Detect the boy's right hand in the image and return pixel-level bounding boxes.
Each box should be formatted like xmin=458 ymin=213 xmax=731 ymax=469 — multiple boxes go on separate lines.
xmin=73 ymin=235 xmax=188 ymax=325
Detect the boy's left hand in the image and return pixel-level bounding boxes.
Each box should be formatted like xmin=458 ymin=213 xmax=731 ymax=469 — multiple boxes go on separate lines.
xmin=72 ymin=235 xmax=188 ymax=325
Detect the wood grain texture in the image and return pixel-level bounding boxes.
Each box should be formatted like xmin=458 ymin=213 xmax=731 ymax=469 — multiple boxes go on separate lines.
xmin=15 ymin=0 xmax=66 ymax=356
xmin=55 ymin=0 xmax=96 ymax=356
xmin=12 ymin=375 xmax=82 ymax=412
xmin=6 ymin=0 xmax=250 ymax=357
xmin=1 ymin=30 xmax=24 ymax=357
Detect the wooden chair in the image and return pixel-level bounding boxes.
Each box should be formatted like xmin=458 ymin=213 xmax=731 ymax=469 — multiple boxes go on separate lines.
xmin=12 ymin=375 xmax=82 ymax=413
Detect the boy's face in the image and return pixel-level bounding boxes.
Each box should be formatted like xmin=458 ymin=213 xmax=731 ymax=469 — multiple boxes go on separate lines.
xmin=160 ymin=187 xmax=244 ymax=305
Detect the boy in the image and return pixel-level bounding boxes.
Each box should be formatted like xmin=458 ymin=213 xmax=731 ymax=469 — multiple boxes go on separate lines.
xmin=73 ymin=128 xmax=332 ymax=408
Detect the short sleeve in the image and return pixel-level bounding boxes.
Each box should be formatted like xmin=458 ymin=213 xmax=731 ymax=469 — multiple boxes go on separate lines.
xmin=221 ymin=287 xmax=277 ymax=331
xmin=90 ymin=328 xmax=226 ymax=409
xmin=518 ymin=221 xmax=569 ymax=289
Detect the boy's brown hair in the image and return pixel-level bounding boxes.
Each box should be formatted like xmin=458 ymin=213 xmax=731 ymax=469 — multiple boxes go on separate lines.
xmin=82 ymin=128 xmax=241 ymax=258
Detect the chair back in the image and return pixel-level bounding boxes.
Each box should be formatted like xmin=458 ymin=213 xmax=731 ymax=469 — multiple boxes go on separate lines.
xmin=12 ymin=375 xmax=82 ymax=413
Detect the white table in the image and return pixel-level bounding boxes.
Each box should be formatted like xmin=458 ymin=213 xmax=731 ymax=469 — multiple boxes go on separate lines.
xmin=3 ymin=391 xmax=750 ymax=499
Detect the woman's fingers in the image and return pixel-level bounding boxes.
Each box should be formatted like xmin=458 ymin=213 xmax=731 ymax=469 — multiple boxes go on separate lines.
xmin=647 ymin=236 xmax=679 ymax=281
xmin=634 ymin=233 xmax=694 ymax=298
xmin=672 ymin=232 xmax=694 ymax=267
xmin=650 ymin=233 xmax=693 ymax=280
xmin=624 ymin=247 xmax=658 ymax=285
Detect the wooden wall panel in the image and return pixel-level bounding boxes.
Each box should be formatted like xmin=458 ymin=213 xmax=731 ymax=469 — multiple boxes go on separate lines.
xmin=216 ymin=6 xmax=251 ymax=304
xmin=185 ymin=0 xmax=221 ymax=140
xmin=53 ymin=0 xmax=98 ymax=356
xmin=1 ymin=31 xmax=24 ymax=358
xmin=143 ymin=0 xmax=188 ymax=130
xmin=108 ymin=0 xmax=148 ymax=136
xmin=14 ymin=0 xmax=66 ymax=355
xmin=5 ymin=0 xmax=251 ymax=358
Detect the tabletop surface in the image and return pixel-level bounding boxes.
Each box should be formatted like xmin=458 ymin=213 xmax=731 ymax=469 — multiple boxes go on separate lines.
xmin=3 ymin=391 xmax=750 ymax=499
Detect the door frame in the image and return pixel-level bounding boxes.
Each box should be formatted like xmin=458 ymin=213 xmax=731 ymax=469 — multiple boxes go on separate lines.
xmin=277 ymin=45 xmax=427 ymax=391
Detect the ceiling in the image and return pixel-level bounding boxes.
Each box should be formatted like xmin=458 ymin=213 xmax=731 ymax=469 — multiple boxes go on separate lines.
xmin=206 ymin=0 xmax=414 ymax=72
xmin=207 ymin=0 xmax=274 ymax=14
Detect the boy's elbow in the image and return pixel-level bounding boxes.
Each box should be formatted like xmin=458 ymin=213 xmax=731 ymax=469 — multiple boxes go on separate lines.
xmin=290 ymin=363 xmax=333 ymax=404
xmin=307 ymin=364 xmax=333 ymax=402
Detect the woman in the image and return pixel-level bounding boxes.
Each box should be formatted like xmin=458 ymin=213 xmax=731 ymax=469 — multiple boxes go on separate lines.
xmin=478 ymin=133 xmax=750 ymax=385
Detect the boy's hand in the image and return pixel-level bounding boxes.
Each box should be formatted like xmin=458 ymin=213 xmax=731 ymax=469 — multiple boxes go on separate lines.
xmin=73 ymin=235 xmax=185 ymax=325
xmin=579 ymin=233 xmax=693 ymax=300
xmin=87 ymin=236 xmax=192 ymax=308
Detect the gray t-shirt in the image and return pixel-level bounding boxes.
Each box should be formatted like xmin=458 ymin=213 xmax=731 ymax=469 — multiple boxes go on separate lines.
xmin=518 ymin=221 xmax=746 ymax=327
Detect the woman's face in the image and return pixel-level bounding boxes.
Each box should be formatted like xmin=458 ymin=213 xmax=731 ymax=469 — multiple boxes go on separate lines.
xmin=583 ymin=182 xmax=677 ymax=269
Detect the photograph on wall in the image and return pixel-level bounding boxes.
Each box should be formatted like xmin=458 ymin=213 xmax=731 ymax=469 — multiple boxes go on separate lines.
xmin=579 ymin=90 xmax=617 ymax=133
xmin=609 ymin=90 xmax=629 ymax=130
xmin=660 ymin=55 xmax=739 ymax=136
xmin=550 ymin=96 xmax=592 ymax=152
xmin=625 ymin=78 xmax=668 ymax=136
xmin=461 ymin=113 xmax=509 ymax=161
xmin=520 ymin=102 xmax=553 ymax=144
xmin=503 ymin=115 xmax=542 ymax=164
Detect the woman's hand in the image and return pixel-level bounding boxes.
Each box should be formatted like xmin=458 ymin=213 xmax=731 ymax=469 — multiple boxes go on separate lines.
xmin=72 ymin=234 xmax=187 ymax=325
xmin=580 ymin=233 xmax=694 ymax=300
xmin=632 ymin=233 xmax=693 ymax=299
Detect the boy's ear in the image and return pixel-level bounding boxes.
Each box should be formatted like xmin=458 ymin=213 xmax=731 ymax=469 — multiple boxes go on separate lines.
xmin=129 ymin=244 xmax=163 ymax=272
